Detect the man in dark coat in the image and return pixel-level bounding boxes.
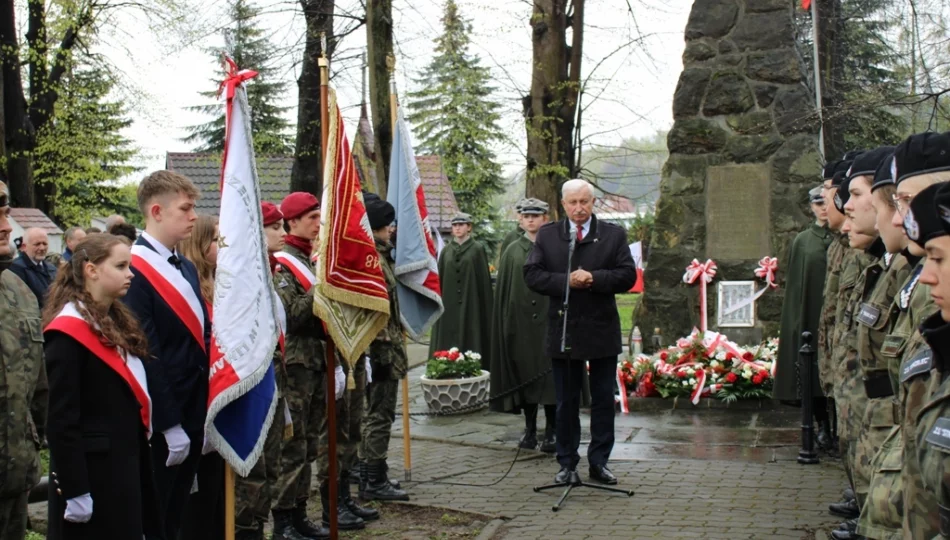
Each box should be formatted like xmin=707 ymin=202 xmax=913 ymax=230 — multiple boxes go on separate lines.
xmin=428 ymin=212 xmax=493 ymax=369
xmin=524 ymin=179 xmax=637 ymax=486
xmin=490 ymin=198 xmax=558 ymax=453
xmin=773 ymin=187 xmax=833 ymax=407
xmin=11 ymin=227 xmax=57 ymax=308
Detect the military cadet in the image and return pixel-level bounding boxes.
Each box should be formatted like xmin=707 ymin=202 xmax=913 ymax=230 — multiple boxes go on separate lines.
xmin=359 ymin=193 xmax=410 ymax=502
xmin=234 ymin=202 xmax=301 ymax=540
xmin=428 ymin=213 xmax=493 ymax=370
xmin=0 ymin=180 xmax=48 ymax=540
xmin=489 ymin=198 xmax=559 ymax=452
xmin=497 ymin=200 xmax=525 ymax=261
xmin=271 ymin=192 xmax=334 ymax=539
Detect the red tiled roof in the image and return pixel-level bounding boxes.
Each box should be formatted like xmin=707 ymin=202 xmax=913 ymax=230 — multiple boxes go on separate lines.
xmin=10 ymin=208 xmax=63 ymax=234
xmin=414 ymin=156 xmax=460 ymax=231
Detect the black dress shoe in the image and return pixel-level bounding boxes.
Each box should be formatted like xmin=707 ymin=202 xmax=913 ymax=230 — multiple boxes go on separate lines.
xmin=830 ymin=527 xmax=864 ymax=540
xmin=554 ymin=467 xmax=572 ymax=484
xmin=588 ymin=464 xmax=618 ymax=485
xmin=829 ymin=498 xmax=860 ymax=518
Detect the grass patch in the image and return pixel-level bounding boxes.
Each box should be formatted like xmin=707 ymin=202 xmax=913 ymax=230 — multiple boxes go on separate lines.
xmin=26 ymin=532 xmax=45 ymax=540
xmin=617 ymin=293 xmax=641 ymax=337
xmin=40 ymin=449 xmax=49 ymax=476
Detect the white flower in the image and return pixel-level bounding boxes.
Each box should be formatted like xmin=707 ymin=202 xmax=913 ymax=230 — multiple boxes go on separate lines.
xmin=687 ymin=368 xmax=695 ymax=376
xmin=712 ymin=373 xmax=720 ymax=380
xmin=449 ymin=347 xmax=459 ymax=354
xmin=689 ymin=378 xmax=696 ymax=385
xmin=742 ymin=371 xmax=753 ymax=380
xmin=682 ymin=381 xmax=690 ymax=387
xmin=762 ymin=362 xmax=772 ymax=371
xmin=710 ymin=360 xmax=720 ymax=368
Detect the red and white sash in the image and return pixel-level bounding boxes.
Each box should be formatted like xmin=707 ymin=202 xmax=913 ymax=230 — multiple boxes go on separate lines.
xmin=273 ymin=251 xmax=315 ymax=292
xmin=45 ymin=303 xmax=152 ymax=436
xmin=131 ymin=244 xmax=206 ymax=351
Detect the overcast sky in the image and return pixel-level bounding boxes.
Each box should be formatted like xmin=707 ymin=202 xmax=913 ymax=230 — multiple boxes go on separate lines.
xmin=94 ymin=0 xmax=689 ymax=182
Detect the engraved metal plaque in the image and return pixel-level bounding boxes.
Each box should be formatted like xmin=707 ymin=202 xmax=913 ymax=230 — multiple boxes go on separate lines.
xmin=717 ymin=281 xmax=757 ymax=328
xmin=705 ymin=164 xmax=771 ymax=260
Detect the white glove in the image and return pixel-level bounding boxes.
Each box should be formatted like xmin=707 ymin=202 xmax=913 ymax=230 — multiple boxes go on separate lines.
xmin=163 ymin=425 xmax=191 ymax=467
xmin=64 ymin=493 xmax=93 ymax=523
xmin=334 ymin=365 xmax=345 ymax=400
xmin=365 ymin=356 xmax=373 ymax=384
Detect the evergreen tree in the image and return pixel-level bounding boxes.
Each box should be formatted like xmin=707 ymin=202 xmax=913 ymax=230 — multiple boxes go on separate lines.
xmin=184 ymin=0 xmax=293 ymax=155
xmin=33 ymin=58 xmax=140 ymax=227
xmin=407 ymin=0 xmax=505 ymax=245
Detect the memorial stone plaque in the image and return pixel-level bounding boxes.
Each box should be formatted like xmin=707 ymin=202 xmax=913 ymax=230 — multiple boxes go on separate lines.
xmin=717 ymin=281 xmax=757 ymax=328
xmin=705 ymin=164 xmax=771 ymax=260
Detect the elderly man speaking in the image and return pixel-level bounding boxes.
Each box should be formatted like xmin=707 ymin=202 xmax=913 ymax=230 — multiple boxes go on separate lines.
xmin=524 ymin=179 xmax=637 ymax=485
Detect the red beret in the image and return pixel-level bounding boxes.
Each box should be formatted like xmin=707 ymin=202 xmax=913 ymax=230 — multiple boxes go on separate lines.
xmin=261 ymin=201 xmax=283 ymax=226
xmin=280 ymin=192 xmax=320 ymax=221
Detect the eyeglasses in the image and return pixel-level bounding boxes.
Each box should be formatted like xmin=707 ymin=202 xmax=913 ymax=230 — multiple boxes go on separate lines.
xmin=892 ymin=194 xmax=913 ymax=215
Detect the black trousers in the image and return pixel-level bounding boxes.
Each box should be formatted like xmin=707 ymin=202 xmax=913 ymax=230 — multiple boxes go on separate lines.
xmin=150 ymin=430 xmax=223 ymax=540
xmin=552 ymin=356 xmax=615 ymax=469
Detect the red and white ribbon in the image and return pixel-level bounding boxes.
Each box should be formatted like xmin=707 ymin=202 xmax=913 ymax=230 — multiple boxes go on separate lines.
xmin=682 ymin=259 xmax=717 ymax=333
xmin=616 ymin=368 xmax=630 ymax=413
xmin=690 ymin=369 xmax=707 ymax=405
xmin=754 ymin=257 xmax=778 ymax=288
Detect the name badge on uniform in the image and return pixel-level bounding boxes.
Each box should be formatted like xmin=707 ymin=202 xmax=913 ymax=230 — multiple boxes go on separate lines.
xmin=925 ymin=417 xmax=950 ymax=451
xmin=899 ymin=265 xmax=923 ymax=311
xmin=856 ymin=303 xmax=881 ymax=327
xmin=900 ymin=347 xmax=933 ymax=383
xmin=881 ymin=334 xmax=905 ymax=358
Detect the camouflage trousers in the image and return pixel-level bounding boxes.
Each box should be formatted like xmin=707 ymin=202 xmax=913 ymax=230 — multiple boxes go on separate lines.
xmin=857 ymin=426 xmax=903 ymax=540
xmin=235 ymin=397 xmax=287 ymax=530
xmin=315 ymin=365 xmax=353 ymax=486
xmin=274 ymin=365 xmax=322 ymax=510
xmin=342 ymin=358 xmax=367 ymax=473
xmin=0 ymin=494 xmax=27 ymax=540
xmin=835 ymin=369 xmax=867 ymax=491
xmin=853 ymin=397 xmax=899 ymax=504
xmin=360 ymin=376 xmax=399 ymax=462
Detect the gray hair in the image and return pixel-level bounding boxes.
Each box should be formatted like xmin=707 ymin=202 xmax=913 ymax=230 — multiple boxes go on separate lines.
xmin=561 ymin=178 xmax=594 ymax=199
xmin=65 ymin=226 xmax=84 ymax=241
xmin=104 ymin=214 xmax=126 ymax=229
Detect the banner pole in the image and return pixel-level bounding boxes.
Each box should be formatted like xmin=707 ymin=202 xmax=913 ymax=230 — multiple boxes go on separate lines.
xmin=389 ymin=56 xmax=412 ymax=483
xmin=319 ymin=33 xmax=339 ymax=540
xmin=224 ymin=463 xmax=235 ymax=540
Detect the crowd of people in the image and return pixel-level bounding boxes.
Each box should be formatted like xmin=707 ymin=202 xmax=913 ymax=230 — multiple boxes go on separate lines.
xmin=773 ymin=131 xmax=950 ymax=539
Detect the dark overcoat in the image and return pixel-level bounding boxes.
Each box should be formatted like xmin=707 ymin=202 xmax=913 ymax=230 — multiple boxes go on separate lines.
xmin=44 ymin=332 xmax=163 ymax=540
xmin=523 ymin=215 xmax=637 ymax=360
xmin=10 ymin=251 xmax=57 ymax=308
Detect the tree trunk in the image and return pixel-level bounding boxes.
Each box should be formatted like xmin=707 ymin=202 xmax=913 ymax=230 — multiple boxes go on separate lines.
xmin=816 ymin=0 xmax=844 ymax=159
xmin=366 ymin=0 xmax=393 ymax=199
xmin=290 ymin=0 xmax=334 ymax=196
xmin=0 ymin=0 xmax=35 ymax=207
xmin=523 ymin=0 xmax=583 ymax=220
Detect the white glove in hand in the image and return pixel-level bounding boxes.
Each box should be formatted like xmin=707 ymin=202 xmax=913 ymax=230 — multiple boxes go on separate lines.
xmin=64 ymin=493 xmax=93 ymax=523
xmin=334 ymin=365 xmax=346 ymax=400
xmin=163 ymin=425 xmax=191 ymax=467
xmin=365 ymin=356 xmax=373 ymax=384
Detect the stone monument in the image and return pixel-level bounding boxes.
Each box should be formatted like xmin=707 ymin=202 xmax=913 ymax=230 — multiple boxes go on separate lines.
xmin=639 ymin=0 xmax=821 ymax=347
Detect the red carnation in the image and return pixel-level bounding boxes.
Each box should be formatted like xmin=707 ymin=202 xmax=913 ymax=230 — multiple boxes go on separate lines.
xmin=752 ymin=374 xmax=764 ymax=385
xmin=448 ymin=351 xmax=460 ymax=361
xmin=742 ymin=352 xmax=754 ymax=361
xmin=725 ymin=372 xmax=738 ymax=384
xmin=660 ymin=351 xmax=668 ymax=361
xmin=725 ymin=352 xmax=736 ymax=360
xmin=677 ymin=370 xmax=689 ymax=378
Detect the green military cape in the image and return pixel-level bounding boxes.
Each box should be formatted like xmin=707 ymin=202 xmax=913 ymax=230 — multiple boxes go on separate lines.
xmin=773 ymin=223 xmax=832 ymax=401
xmin=489 ymin=235 xmax=557 ymax=412
xmin=498 ymin=226 xmax=523 ymax=262
xmin=429 ymin=237 xmax=494 ymax=370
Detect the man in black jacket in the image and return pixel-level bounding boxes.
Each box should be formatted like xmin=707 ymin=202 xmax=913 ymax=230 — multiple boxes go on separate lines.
xmin=523 ymin=179 xmax=637 ymax=486
xmin=10 ymin=227 xmax=57 ymax=308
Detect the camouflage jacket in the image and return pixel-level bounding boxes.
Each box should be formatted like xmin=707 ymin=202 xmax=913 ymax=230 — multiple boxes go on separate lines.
xmin=369 ymin=239 xmax=408 ymax=379
xmin=818 ymin=235 xmax=849 ymax=392
xmin=274 ymin=244 xmax=328 ymax=371
xmin=0 ymin=266 xmax=49 ymax=497
xmin=913 ymin=319 xmax=950 ymax=538
xmin=884 ymin=261 xmax=936 ymax=392
xmin=832 ymin=249 xmax=879 ymax=391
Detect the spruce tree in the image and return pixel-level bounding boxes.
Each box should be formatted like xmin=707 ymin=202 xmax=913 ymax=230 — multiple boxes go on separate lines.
xmin=184 ymin=0 xmax=293 ymax=155
xmin=407 ymin=0 xmax=505 ymax=245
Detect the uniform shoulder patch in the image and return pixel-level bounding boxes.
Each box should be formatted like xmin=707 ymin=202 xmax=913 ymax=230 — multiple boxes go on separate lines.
xmin=900 ymin=347 xmax=933 ymax=383
xmin=925 ymin=417 xmax=950 ymax=451
xmin=856 ymin=303 xmax=881 ymax=328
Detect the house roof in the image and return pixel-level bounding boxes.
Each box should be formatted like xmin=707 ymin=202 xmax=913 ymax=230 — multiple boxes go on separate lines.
xmin=165 ymin=152 xmax=460 ymax=231
xmin=10 ymin=208 xmax=63 ymax=235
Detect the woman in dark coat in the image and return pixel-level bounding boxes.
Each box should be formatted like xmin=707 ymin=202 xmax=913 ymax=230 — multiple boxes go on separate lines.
xmin=42 ymin=233 xmax=162 ymax=540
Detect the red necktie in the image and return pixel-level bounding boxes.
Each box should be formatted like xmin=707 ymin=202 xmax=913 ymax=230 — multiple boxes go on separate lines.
xmin=576 ymin=226 xmax=583 ymax=242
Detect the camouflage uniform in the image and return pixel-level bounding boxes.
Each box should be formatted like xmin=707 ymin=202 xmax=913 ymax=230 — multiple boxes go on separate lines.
xmin=858 ymin=262 xmax=935 ymax=538
xmin=314 ymin=347 xmax=353 ymax=487
xmin=0 ymin=259 xmax=49 ymax=540
xmin=360 ymin=240 xmax=408 ymax=462
xmin=851 ymin=253 xmax=911 ymax=508
xmin=273 ymin=244 xmax=328 ymax=512
xmin=819 ymin=235 xmax=849 ymax=394
xmin=342 ymin=354 xmax=367 ymax=474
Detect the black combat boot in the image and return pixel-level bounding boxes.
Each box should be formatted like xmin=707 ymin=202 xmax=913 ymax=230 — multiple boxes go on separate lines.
xmin=829 ymin=497 xmax=860 ymax=519
xmin=235 ymin=521 xmax=264 ymax=540
xmin=520 ymin=404 xmax=538 ymax=449
xmin=320 ymin=482 xmax=365 ymax=530
xmin=272 ymin=509 xmax=316 ymax=540
xmin=362 ymin=460 xmax=409 ymax=501
xmin=816 ymin=421 xmax=833 ymax=451
xmin=292 ymin=501 xmax=330 ymax=539
xmin=341 ymin=472 xmax=379 ymax=521
xmin=383 ymin=460 xmax=401 ymax=489
xmin=539 ymin=405 xmax=556 ymax=453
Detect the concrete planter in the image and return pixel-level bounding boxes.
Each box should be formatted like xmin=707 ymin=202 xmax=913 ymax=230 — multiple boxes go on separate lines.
xmin=420 ymin=370 xmax=490 ymax=414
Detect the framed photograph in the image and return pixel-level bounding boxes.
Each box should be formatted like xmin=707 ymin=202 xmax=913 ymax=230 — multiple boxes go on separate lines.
xmin=717 ymin=281 xmax=757 ymax=328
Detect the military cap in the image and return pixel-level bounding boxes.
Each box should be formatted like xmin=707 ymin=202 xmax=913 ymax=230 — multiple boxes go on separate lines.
xmin=280 ymin=192 xmax=320 ymax=220
xmin=809 ymin=186 xmax=825 ymax=204
xmin=847 ymin=146 xmax=896 ymax=181
xmin=834 ymin=175 xmax=853 ymax=213
xmin=261 ymin=201 xmax=283 ymax=227
xmin=842 ymin=150 xmax=864 ymax=161
xmin=514 ymin=199 xmax=525 ymax=212
xmin=870 ymin=152 xmax=896 ymax=191
xmin=822 ymin=160 xmax=841 ymax=180
xmin=364 ymin=192 xmax=395 ymax=230
xmin=519 ymin=198 xmax=549 ymax=215
xmin=451 ymin=212 xmax=473 ymax=225
xmin=831 ymin=162 xmax=852 ymax=188
xmin=907 ymin=182 xmax=950 ymax=246
xmin=893 ymin=131 xmax=950 ymax=185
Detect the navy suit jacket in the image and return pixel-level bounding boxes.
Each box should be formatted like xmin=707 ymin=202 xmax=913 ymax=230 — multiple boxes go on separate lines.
xmin=10 ymin=251 xmax=57 ymax=308
xmin=122 ymin=237 xmax=211 ymax=435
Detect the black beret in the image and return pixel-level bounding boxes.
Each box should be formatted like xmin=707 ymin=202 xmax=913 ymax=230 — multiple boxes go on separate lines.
xmin=834 ymin=175 xmax=853 ymax=213
xmin=848 ymin=146 xmax=896 ymax=181
xmin=823 ymin=160 xmax=840 ymax=180
xmin=871 ymin=152 xmax=896 ymax=191
xmin=934 ymin=183 xmax=950 ymax=235
xmin=363 ymin=192 xmax=395 ymax=230
xmin=906 ymin=182 xmax=949 ymax=248
xmin=842 ymin=150 xmax=864 ymax=161
xmin=893 ymin=131 xmax=950 ymax=185
xmin=831 ymin=161 xmax=853 ymax=187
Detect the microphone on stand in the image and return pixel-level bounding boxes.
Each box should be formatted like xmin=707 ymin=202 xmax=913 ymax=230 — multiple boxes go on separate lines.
xmin=561 ymin=221 xmax=577 ymax=353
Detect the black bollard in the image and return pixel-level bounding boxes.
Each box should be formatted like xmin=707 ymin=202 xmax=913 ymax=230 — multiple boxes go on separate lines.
xmin=798 ymin=331 xmax=819 ymax=464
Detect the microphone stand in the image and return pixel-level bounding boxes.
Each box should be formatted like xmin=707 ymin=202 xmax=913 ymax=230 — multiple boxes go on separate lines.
xmin=533 ymin=220 xmax=634 ymax=511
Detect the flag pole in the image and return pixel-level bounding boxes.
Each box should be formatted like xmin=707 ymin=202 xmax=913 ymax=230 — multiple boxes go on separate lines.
xmin=319 ymin=33 xmax=339 ymax=540
xmin=810 ymin=0 xmax=825 ymax=160
xmin=389 ymin=55 xmax=412 ymax=484
xmin=225 ymin=464 xmax=235 ymax=540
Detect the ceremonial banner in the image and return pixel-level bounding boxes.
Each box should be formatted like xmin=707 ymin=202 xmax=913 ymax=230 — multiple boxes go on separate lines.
xmin=352 ymin=103 xmax=379 ymax=194
xmin=386 ymin=106 xmax=444 ymax=339
xmin=313 ymin=88 xmax=390 ymax=366
xmin=205 ymin=58 xmax=280 ymax=476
